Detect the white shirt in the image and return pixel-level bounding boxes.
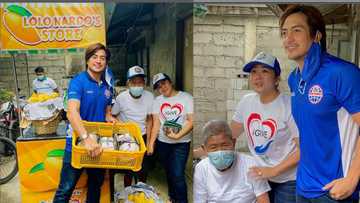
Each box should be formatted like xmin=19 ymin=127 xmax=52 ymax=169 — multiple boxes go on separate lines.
xmin=193 ymin=153 xmax=271 ymax=203
xmin=232 ymin=93 xmax=299 ymax=183
xmin=32 ymin=77 xmax=57 ymax=94
xmin=111 ymin=90 xmax=154 ymax=135
xmin=152 ymin=91 xmax=193 ymax=143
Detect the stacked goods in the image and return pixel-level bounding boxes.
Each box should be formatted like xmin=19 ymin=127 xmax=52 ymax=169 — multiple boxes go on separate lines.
xmin=76 ymin=132 xmax=140 ymax=152
xmin=71 ymin=121 xmax=146 ymax=170
xmin=23 ymin=92 xmax=64 ymax=135
xmin=27 ymin=92 xmax=60 ymax=103
xmin=114 ymin=133 xmax=140 ymax=152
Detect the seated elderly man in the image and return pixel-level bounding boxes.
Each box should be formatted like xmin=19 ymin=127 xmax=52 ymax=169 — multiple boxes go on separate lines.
xmin=193 ymin=120 xmax=271 ymax=203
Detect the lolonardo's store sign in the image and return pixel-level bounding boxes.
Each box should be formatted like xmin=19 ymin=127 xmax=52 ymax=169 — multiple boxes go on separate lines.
xmin=0 ymin=3 xmax=106 ymax=50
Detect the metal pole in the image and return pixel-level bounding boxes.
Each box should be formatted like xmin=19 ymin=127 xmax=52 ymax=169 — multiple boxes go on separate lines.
xmin=24 ymin=53 xmax=31 ymax=97
xmin=10 ymin=53 xmax=23 ymax=137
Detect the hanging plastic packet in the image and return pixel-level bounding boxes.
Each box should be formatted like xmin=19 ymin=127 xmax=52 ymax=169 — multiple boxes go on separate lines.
xmin=124 ymin=182 xmax=164 ymax=203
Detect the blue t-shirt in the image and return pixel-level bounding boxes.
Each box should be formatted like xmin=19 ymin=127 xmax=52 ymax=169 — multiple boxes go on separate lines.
xmin=64 ymin=71 xmax=113 ymax=153
xmin=288 ymin=43 xmax=360 ymax=199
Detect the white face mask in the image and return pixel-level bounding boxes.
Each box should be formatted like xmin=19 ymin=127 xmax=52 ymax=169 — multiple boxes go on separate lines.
xmin=129 ymin=86 xmax=144 ymax=97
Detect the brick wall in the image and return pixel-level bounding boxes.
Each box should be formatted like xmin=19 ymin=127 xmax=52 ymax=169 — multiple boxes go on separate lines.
xmin=0 ymin=53 xmax=85 ymax=97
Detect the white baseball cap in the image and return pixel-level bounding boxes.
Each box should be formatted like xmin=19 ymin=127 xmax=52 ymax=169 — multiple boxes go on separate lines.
xmin=243 ymin=52 xmax=281 ymax=76
xmin=152 ymin=73 xmax=171 ymax=89
xmin=127 ymin=66 xmax=145 ymax=79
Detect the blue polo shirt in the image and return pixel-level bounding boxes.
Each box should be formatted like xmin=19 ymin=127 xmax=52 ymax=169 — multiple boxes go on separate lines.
xmin=288 ymin=42 xmax=360 ymax=199
xmin=64 ymin=71 xmax=113 ymax=152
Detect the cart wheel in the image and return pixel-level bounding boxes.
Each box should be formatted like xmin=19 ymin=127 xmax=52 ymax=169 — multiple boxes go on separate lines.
xmin=0 ymin=136 xmax=18 ymax=184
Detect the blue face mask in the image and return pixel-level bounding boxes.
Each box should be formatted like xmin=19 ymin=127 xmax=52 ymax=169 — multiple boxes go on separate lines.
xmin=129 ymin=86 xmax=144 ymax=97
xmin=208 ymin=150 xmax=235 ymax=171
xmin=37 ymin=75 xmax=46 ymax=81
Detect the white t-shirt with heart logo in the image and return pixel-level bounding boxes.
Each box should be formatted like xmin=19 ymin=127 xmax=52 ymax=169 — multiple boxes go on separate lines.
xmin=153 ymin=91 xmax=193 ymax=143
xmin=232 ymin=92 xmax=299 ymax=183
xmin=194 ymin=153 xmax=271 ymax=203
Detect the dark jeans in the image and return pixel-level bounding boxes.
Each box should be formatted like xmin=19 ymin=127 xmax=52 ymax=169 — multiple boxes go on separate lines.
xmin=53 ymin=151 xmax=105 ymax=203
xmin=297 ymin=194 xmax=358 ymax=203
xmin=157 ymin=140 xmax=190 ymax=203
xmin=269 ymin=180 xmax=296 ymax=203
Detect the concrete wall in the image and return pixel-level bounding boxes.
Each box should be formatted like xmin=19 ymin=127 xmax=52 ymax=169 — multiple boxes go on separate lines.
xmin=0 ymin=53 xmax=84 ymax=97
xmin=149 ymin=3 xmax=177 ymax=85
xmin=193 ymin=4 xmax=350 ymax=150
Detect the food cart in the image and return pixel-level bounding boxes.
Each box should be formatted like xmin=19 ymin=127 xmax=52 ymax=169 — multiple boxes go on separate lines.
xmin=0 ymin=2 xmax=111 ymax=202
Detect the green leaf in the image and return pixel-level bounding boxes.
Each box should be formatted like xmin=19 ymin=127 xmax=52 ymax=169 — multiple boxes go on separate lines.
xmin=7 ymin=5 xmax=32 ymax=17
xmin=47 ymin=149 xmax=64 ymax=157
xmin=29 ymin=162 xmax=44 ymax=174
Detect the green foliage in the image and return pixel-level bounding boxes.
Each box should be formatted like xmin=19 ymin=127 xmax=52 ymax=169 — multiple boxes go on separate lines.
xmin=0 ymin=89 xmax=14 ymax=104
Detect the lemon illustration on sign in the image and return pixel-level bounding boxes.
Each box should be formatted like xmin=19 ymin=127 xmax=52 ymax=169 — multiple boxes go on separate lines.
xmin=44 ymin=149 xmax=64 ymax=184
xmin=20 ymin=162 xmax=58 ymax=192
xmin=3 ymin=5 xmax=41 ymax=45
xmin=21 ymin=149 xmax=65 ymax=192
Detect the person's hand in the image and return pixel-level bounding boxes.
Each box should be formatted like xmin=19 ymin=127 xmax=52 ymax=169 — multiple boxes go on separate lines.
xmin=193 ymin=145 xmax=207 ymax=159
xmin=166 ymin=128 xmax=181 ymax=140
xmin=248 ymin=166 xmax=279 ymax=180
xmin=83 ymin=137 xmax=103 ymax=157
xmin=147 ymin=142 xmax=155 ymax=156
xmin=106 ymin=115 xmax=118 ymax=124
xmin=323 ymin=177 xmax=358 ymax=200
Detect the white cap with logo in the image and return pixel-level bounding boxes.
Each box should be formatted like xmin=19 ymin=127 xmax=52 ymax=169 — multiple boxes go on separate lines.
xmin=243 ymin=52 xmax=281 ymax=76
xmin=127 ymin=66 xmax=145 ymax=79
xmin=152 ymin=73 xmax=171 ymax=89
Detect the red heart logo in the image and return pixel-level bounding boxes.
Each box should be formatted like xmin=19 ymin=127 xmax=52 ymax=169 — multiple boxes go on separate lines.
xmin=246 ymin=113 xmax=277 ymax=147
xmin=160 ymin=103 xmax=183 ymax=121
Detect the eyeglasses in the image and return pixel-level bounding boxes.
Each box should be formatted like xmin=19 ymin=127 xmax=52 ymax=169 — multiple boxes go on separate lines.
xmin=298 ymin=79 xmax=306 ymax=95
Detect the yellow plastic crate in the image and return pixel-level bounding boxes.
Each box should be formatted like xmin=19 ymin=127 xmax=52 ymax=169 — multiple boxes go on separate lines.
xmin=71 ymin=121 xmax=146 ymax=171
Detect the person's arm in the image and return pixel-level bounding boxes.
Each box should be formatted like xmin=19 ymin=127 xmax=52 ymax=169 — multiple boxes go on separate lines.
xmin=49 ymin=78 xmax=59 ymax=93
xmin=256 ymin=192 xmax=270 ymax=203
xmin=166 ymin=113 xmax=193 ymax=140
xmin=193 ymin=163 xmax=207 ymax=203
xmin=147 ymin=114 xmax=160 ymax=155
xmin=145 ymin=114 xmax=153 ymax=145
xmin=250 ymin=138 xmax=300 ymax=179
xmin=323 ymin=112 xmax=360 ymax=200
xmin=110 ymin=96 xmax=123 ymax=122
xmin=250 ymin=162 xmax=272 ymax=203
xmin=105 ymin=105 xmax=117 ymax=123
xmin=230 ymin=120 xmax=244 ymax=141
xmin=67 ymin=99 xmax=102 ymax=157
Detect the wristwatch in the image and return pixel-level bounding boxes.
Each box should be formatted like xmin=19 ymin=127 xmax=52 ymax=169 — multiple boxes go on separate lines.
xmin=80 ymin=133 xmax=89 ymax=140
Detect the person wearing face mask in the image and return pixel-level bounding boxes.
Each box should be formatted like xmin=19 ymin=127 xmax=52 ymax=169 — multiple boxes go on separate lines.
xmin=280 ymin=5 xmax=360 ymax=203
xmin=111 ymin=65 xmax=154 ymax=187
xmin=32 ymin=66 xmax=59 ymax=94
xmin=231 ymin=52 xmax=299 ymax=203
xmin=194 ymin=120 xmax=271 ymax=203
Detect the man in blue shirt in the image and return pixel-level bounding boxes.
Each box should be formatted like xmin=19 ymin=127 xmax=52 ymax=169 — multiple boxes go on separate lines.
xmin=280 ymin=5 xmax=360 ymax=202
xmin=53 ymin=43 xmax=116 ymax=203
